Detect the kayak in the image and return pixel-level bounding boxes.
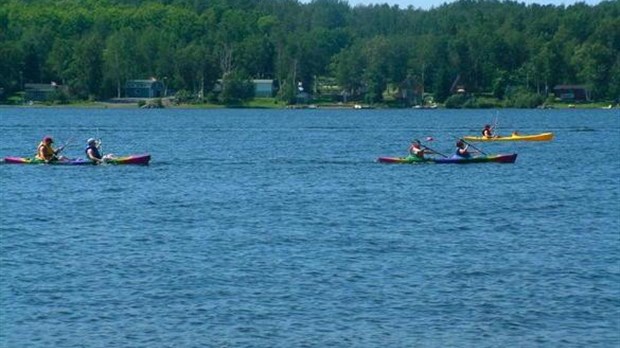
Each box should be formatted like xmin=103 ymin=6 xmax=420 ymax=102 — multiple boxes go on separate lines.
xmin=377 ymin=153 xmax=517 ymax=164
xmin=105 ymin=154 xmax=151 ymax=165
xmin=433 ymin=153 xmax=517 ymax=164
xmin=377 ymin=156 xmax=432 ymax=164
xmin=3 ymin=154 xmax=151 ymax=165
xmin=462 ymin=132 xmax=553 ymax=142
xmin=3 ymin=154 xmax=150 ymax=165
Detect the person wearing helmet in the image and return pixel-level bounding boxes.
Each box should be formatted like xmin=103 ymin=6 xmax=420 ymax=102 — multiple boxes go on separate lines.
xmin=36 ymin=136 xmax=62 ymax=162
xmin=455 ymin=139 xmax=472 ymax=158
xmin=85 ymin=138 xmax=103 ymax=164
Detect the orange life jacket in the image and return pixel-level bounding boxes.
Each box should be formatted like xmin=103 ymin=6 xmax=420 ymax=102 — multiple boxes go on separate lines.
xmin=36 ymin=142 xmax=56 ymax=160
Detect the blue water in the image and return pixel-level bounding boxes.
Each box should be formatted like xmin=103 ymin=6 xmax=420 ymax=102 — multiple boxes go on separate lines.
xmin=1 ymin=107 xmax=619 ymax=347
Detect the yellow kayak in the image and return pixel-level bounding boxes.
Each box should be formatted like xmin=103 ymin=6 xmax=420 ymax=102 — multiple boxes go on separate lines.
xmin=462 ymin=132 xmax=554 ymax=142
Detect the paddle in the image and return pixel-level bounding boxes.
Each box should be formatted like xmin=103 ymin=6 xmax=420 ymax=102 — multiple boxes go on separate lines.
xmin=97 ymin=139 xmax=109 ymax=164
xmin=94 ymin=138 xmax=116 ymax=163
xmin=419 ymin=139 xmax=448 ymax=158
xmin=482 ymin=117 xmax=499 ymax=139
xmin=56 ymin=139 xmax=71 ymax=154
xmin=96 ymin=128 xmax=102 ymax=151
xmin=95 ymin=138 xmax=103 ymax=152
xmin=458 ymin=137 xmax=487 ymax=156
xmin=53 ymin=137 xmax=73 ymax=158
xmin=409 ymin=138 xmax=448 ymax=158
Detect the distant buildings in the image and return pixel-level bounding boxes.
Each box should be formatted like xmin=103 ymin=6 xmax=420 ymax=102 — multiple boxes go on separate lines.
xmin=24 ymin=83 xmax=65 ymax=101
xmin=553 ymin=85 xmax=590 ymax=102
xmin=253 ymin=79 xmax=276 ymax=98
xmin=125 ymin=79 xmax=166 ymax=98
xmin=213 ymin=79 xmax=276 ymax=98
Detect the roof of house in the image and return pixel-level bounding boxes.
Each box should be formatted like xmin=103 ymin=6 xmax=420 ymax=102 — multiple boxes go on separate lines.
xmin=126 ymin=79 xmax=163 ymax=84
xmin=25 ymin=83 xmax=57 ymax=91
xmin=553 ymin=85 xmax=588 ymax=89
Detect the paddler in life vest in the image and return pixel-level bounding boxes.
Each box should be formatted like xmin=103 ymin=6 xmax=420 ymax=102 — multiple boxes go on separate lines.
xmin=408 ymin=139 xmax=427 ymax=159
xmin=85 ymin=138 xmax=103 ymax=164
xmin=455 ymin=140 xmax=472 ymax=158
xmin=409 ymin=139 xmax=434 ymax=160
xmin=36 ymin=136 xmax=63 ymax=163
xmin=482 ymin=124 xmax=494 ymax=138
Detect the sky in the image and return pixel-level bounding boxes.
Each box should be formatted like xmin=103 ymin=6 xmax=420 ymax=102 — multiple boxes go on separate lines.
xmin=345 ymin=0 xmax=603 ymax=10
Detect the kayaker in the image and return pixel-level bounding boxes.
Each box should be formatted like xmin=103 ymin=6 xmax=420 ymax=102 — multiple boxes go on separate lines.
xmin=455 ymin=140 xmax=472 ymax=158
xmin=36 ymin=136 xmax=63 ymax=163
xmin=408 ymin=139 xmax=428 ymax=159
xmin=85 ymin=138 xmax=103 ymax=164
xmin=482 ymin=124 xmax=494 ymax=138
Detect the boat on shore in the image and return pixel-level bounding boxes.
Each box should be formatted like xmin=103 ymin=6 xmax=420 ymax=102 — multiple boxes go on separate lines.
xmin=462 ymin=132 xmax=553 ymax=142
xmin=377 ymin=153 xmax=517 ymax=164
xmin=3 ymin=154 xmax=151 ymax=165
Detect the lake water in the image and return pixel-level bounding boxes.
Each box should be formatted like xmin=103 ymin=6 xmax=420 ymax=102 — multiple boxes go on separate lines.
xmin=1 ymin=107 xmax=619 ymax=347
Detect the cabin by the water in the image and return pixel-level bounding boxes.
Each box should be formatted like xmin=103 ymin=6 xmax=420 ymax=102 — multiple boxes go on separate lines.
xmin=553 ymin=85 xmax=590 ymax=102
xmin=125 ymin=79 xmax=166 ymax=98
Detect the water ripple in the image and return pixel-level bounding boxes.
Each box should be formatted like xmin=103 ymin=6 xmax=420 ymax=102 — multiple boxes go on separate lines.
xmin=1 ymin=108 xmax=618 ymax=347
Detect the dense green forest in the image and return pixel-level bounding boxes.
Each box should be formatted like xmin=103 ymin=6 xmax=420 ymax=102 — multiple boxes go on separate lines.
xmin=0 ymin=0 xmax=618 ymax=106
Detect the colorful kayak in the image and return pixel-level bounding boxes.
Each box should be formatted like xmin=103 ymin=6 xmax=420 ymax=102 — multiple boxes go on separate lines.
xmin=378 ymin=153 xmax=517 ymax=164
xmin=105 ymin=154 xmax=151 ymax=165
xmin=462 ymin=132 xmax=553 ymax=142
xmin=3 ymin=154 xmax=151 ymax=165
xmin=377 ymin=156 xmax=432 ymax=164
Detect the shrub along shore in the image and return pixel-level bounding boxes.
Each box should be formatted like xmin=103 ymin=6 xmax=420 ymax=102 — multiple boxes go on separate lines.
xmin=3 ymin=98 xmax=616 ymax=110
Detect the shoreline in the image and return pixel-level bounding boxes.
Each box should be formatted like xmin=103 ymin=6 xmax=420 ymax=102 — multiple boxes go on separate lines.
xmin=1 ymin=101 xmax=617 ymax=110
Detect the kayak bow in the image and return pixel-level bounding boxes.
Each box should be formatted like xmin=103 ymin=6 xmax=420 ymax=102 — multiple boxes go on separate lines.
xmin=104 ymin=154 xmax=151 ymax=165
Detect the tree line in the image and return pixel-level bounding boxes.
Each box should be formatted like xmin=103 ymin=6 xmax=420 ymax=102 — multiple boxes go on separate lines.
xmin=0 ymin=0 xmax=618 ymax=106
